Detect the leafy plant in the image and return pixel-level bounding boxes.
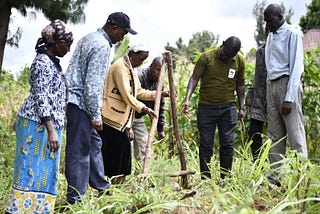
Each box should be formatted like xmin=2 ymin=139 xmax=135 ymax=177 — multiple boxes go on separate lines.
xmin=302 ymin=46 xmax=320 ymax=158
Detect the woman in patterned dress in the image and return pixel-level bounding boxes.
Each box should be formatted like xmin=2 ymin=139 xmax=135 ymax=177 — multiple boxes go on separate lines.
xmin=6 ymin=19 xmax=73 ymax=214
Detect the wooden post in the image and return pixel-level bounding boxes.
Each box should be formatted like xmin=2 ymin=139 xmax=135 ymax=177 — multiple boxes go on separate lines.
xmin=142 ymin=57 xmax=167 ymax=175
xmin=167 ymin=106 xmax=175 ymax=159
xmin=164 ymin=52 xmax=188 ymax=188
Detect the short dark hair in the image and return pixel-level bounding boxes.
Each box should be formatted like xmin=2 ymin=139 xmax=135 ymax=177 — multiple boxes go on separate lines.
xmin=264 ymin=3 xmax=283 ymax=18
xmin=224 ymin=36 xmax=241 ymax=52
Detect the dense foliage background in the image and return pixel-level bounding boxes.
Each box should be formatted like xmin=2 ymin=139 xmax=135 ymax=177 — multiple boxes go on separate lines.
xmin=0 ymin=47 xmax=319 ymax=213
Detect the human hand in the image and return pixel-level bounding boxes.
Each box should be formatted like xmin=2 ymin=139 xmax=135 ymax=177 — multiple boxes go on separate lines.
xmin=161 ymin=91 xmax=170 ymax=97
xmin=47 ymin=129 xmax=60 ymax=152
xmin=148 ymin=108 xmax=158 ymax=120
xmin=238 ymin=108 xmax=245 ymax=121
xmin=128 ymin=129 xmax=134 ymax=141
xmin=181 ymin=101 xmax=189 ymax=115
xmin=92 ymin=120 xmax=103 ymax=131
xmin=143 ymin=106 xmax=158 ymax=120
xmin=158 ymin=131 xmax=165 ymax=140
xmin=282 ymin=101 xmax=292 ymax=115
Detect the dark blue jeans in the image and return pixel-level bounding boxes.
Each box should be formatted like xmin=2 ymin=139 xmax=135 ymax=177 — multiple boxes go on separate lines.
xmin=197 ymin=102 xmax=237 ymax=179
xmin=65 ymin=103 xmax=110 ymax=203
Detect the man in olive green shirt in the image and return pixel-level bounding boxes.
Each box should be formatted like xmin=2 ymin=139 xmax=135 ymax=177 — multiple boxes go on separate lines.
xmin=181 ymin=36 xmax=245 ymax=181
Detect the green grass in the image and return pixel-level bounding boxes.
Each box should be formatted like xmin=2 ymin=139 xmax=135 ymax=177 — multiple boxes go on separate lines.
xmin=1 ymin=133 xmax=320 ymax=213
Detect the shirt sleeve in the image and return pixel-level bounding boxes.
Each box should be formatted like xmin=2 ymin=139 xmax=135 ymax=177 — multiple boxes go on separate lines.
xmin=157 ymin=92 xmax=165 ymax=132
xmin=193 ymin=53 xmax=207 ymax=76
xmin=84 ymin=45 xmax=110 ymax=121
xmin=33 ymin=58 xmax=54 ymax=120
xmin=237 ymin=56 xmax=246 ymax=81
xmin=285 ymin=31 xmax=304 ymax=102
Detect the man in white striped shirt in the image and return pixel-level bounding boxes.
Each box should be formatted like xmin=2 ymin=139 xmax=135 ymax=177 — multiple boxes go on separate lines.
xmin=264 ymin=3 xmax=307 ymax=186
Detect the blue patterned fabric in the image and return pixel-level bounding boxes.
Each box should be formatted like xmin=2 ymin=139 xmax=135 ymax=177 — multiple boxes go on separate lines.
xmin=6 ymin=116 xmax=62 ymax=214
xmin=66 ymin=28 xmax=112 ymax=122
xmin=18 ymin=53 xmax=67 ymax=129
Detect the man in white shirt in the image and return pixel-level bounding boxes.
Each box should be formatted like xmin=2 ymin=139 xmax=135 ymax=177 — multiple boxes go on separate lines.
xmin=264 ymin=3 xmax=308 ymax=186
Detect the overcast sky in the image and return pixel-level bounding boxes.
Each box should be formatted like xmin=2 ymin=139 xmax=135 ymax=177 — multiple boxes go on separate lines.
xmin=3 ymin=0 xmax=311 ymax=74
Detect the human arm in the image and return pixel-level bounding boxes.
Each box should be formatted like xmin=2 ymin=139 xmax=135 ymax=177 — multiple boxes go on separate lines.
xmin=32 ymin=57 xmax=54 ymax=124
xmin=114 ymin=61 xmax=155 ymax=114
xmin=236 ymin=57 xmax=246 ymax=121
xmin=236 ymin=79 xmax=245 ymax=120
xmin=282 ymin=31 xmax=304 ymax=115
xmin=157 ymin=96 xmax=166 ymax=140
xmin=32 ymin=56 xmax=60 ymax=151
xmin=181 ymin=72 xmax=201 ymax=115
xmin=84 ymin=45 xmax=110 ymax=129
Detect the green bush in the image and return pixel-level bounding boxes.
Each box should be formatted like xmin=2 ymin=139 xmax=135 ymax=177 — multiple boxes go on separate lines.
xmin=0 ymin=68 xmax=29 ymax=210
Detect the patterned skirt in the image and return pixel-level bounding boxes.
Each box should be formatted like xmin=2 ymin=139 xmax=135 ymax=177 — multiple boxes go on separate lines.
xmin=6 ymin=116 xmax=62 ymax=214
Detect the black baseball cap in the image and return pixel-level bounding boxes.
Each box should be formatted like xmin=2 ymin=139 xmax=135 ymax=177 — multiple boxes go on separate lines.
xmin=107 ymin=12 xmax=137 ymax=35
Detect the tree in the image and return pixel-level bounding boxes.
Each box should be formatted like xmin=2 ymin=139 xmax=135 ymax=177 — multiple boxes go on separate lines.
xmin=187 ymin=31 xmax=219 ymax=58
xmin=299 ymin=0 xmax=320 ymax=33
xmin=253 ymin=0 xmax=267 ymax=47
xmin=252 ymin=0 xmax=293 ymax=47
xmin=0 ymin=0 xmax=88 ymax=74
xmin=6 ymin=27 xmax=22 ymax=48
xmin=165 ymin=30 xmax=219 ymax=63
xmin=281 ymin=2 xmax=294 ymax=25
xmin=112 ymin=36 xmax=130 ymax=64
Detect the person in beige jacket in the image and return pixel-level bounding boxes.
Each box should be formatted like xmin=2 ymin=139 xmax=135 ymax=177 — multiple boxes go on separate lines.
xmin=99 ymin=45 xmax=167 ymax=184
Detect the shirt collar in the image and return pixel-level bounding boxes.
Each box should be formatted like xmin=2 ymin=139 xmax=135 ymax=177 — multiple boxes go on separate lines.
xmin=98 ymin=28 xmax=113 ymax=47
xmin=123 ymin=54 xmax=133 ymax=70
xmin=45 ymin=53 xmax=62 ymax=72
xmin=216 ymin=47 xmax=236 ymax=62
xmin=274 ymin=22 xmax=288 ymax=34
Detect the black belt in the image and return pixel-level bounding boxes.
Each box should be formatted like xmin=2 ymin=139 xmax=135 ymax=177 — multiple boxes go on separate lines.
xmin=271 ymin=74 xmax=289 ymax=81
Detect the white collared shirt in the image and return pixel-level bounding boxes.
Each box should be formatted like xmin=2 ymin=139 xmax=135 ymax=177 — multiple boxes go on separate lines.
xmin=265 ymin=22 xmax=304 ymax=102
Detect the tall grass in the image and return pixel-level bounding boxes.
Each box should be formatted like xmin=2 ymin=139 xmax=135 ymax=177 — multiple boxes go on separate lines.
xmin=50 ymin=137 xmax=319 ymax=214
xmin=0 ymin=70 xmax=29 ymax=209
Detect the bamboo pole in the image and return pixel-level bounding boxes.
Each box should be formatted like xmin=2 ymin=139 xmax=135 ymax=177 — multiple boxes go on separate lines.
xmin=164 ymin=52 xmax=188 ymax=188
xmin=142 ymin=57 xmax=167 ymax=175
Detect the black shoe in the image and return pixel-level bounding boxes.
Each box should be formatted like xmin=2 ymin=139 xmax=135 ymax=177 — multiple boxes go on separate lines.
xmin=98 ymin=189 xmax=111 ymax=197
xmin=267 ymin=174 xmax=281 ymax=187
xmin=67 ymin=197 xmax=81 ymax=205
xmin=200 ymin=171 xmax=211 ymax=180
xmin=219 ymin=180 xmax=227 ymax=188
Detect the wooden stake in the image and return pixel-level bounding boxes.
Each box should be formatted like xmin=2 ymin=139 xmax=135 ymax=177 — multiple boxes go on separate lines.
xmin=142 ymin=57 xmax=167 ymax=174
xmin=167 ymin=106 xmax=175 ymax=159
xmin=140 ymin=52 xmax=190 ymax=189
xmin=164 ymin=52 xmax=188 ymax=188
xmin=160 ymin=170 xmax=196 ymax=177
